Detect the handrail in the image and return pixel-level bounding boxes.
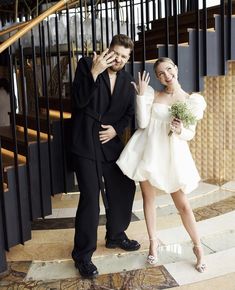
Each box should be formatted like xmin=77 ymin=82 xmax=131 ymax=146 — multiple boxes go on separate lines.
xmin=0 ymin=0 xmax=72 ymax=54
xmin=0 ymin=21 xmax=30 ymax=37
xmin=0 ymin=0 xmax=81 ymax=38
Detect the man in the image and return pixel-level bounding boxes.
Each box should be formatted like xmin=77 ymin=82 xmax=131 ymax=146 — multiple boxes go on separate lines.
xmin=70 ymin=34 xmax=140 ymax=278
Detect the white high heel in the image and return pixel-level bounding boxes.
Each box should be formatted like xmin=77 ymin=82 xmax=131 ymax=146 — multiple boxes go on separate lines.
xmin=147 ymin=254 xmax=158 ymax=265
xmin=146 ymin=238 xmax=158 ymax=265
xmin=193 ymin=244 xmax=206 ymax=273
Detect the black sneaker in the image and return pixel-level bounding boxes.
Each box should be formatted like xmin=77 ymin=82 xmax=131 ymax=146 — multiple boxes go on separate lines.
xmin=74 ymin=260 xmax=98 ymax=279
xmin=105 ymin=238 xmax=140 ymax=251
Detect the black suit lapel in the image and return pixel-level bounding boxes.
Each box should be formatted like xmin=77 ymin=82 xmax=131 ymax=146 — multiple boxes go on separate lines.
xmin=111 ymin=71 xmax=125 ymax=101
xmin=101 ymin=70 xmax=111 ymax=91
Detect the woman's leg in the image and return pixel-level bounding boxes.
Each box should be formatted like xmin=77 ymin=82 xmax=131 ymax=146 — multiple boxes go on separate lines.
xmin=140 ymin=180 xmax=158 ymax=258
xmin=171 ymin=190 xmax=206 ymax=271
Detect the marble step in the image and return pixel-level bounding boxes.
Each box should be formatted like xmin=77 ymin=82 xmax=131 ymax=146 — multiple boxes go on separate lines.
xmin=4 ymin=183 xmax=235 ymax=286
xmin=21 ymin=210 xmax=235 ymax=282
xmin=6 ymin=208 xmax=235 ymax=263
xmin=46 ymin=181 xmax=234 ymax=219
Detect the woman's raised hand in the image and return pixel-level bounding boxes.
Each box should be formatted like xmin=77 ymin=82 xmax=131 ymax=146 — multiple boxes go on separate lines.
xmin=132 ymin=71 xmax=150 ymax=95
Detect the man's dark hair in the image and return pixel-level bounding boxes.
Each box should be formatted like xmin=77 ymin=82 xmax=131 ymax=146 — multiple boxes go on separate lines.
xmin=110 ymin=34 xmax=134 ymax=51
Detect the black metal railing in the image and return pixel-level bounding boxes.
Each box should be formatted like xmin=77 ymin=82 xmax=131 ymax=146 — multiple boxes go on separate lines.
xmin=6 ymin=46 xmax=25 ymax=246
xmin=31 ymin=30 xmax=45 ymax=218
xmin=0 ymin=137 xmax=8 ymax=250
xmin=0 ymin=137 xmax=7 ymax=272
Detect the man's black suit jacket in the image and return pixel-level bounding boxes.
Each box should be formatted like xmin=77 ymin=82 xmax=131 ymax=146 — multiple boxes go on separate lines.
xmin=70 ymin=57 xmax=136 ymax=162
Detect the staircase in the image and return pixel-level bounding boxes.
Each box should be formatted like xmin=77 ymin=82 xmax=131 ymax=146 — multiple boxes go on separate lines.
xmin=135 ymin=3 xmax=235 ymax=60
xmin=0 ymin=106 xmax=75 ymax=273
xmin=132 ymin=3 xmax=235 ymax=92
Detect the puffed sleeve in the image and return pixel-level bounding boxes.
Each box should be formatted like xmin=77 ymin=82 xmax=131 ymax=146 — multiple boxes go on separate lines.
xmin=136 ymin=85 xmax=154 ymax=129
xmin=178 ymin=93 xmax=207 ymax=141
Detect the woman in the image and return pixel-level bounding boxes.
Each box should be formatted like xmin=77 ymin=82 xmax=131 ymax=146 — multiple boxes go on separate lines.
xmin=116 ymin=57 xmax=207 ymax=272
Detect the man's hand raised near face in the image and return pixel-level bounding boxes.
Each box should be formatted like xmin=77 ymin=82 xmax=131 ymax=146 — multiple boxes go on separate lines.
xmin=91 ymin=49 xmax=116 ymax=81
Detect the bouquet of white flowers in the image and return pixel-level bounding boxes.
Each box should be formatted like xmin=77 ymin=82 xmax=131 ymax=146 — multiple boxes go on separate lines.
xmin=168 ymin=101 xmax=197 ymax=136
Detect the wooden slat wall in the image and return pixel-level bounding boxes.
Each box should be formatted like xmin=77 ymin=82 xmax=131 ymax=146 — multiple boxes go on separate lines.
xmin=190 ymin=61 xmax=235 ymax=185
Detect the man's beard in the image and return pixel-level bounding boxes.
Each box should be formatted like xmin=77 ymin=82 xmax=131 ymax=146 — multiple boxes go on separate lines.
xmin=109 ymin=63 xmax=124 ymax=72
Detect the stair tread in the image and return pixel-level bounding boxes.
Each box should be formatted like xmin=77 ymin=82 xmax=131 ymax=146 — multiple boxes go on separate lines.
xmin=1 ymin=148 xmax=26 ymax=168
xmin=14 ymin=112 xmax=71 ymax=134
xmin=0 ymin=126 xmax=47 ymax=144
xmin=16 ymin=112 xmax=71 ymax=121
xmin=3 ymin=182 xmax=8 ymax=192
xmin=12 ymin=217 xmax=235 ymax=282
xmin=39 ymin=97 xmax=71 ymax=113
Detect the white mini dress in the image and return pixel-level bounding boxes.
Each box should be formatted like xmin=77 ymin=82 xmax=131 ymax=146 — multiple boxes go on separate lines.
xmin=116 ymin=86 xmax=207 ymax=194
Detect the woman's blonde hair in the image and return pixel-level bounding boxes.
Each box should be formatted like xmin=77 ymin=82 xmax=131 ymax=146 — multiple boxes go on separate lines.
xmin=153 ymin=57 xmax=176 ymax=74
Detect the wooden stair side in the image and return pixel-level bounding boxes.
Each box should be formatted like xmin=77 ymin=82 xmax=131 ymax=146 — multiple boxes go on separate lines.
xmin=13 ymin=111 xmax=75 ymax=195
xmin=1 ymin=149 xmax=31 ymax=249
xmin=0 ymin=126 xmax=52 ymax=220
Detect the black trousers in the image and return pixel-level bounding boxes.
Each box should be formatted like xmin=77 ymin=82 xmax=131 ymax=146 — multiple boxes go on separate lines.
xmin=72 ymin=156 xmax=136 ymax=262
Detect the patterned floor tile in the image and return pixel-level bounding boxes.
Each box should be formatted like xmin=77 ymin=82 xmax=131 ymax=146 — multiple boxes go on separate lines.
xmin=0 ymin=264 xmax=178 ymax=290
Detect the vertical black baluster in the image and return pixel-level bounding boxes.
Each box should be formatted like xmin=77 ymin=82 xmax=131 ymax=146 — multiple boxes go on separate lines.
xmin=90 ymin=0 xmax=96 ymax=51
xmin=169 ymin=0 xmax=172 ymax=16
xmin=152 ymin=0 xmax=156 ymax=20
xmin=55 ymin=13 xmax=67 ymax=194
xmin=111 ymin=1 xmax=114 ymax=37
xmin=46 ymin=17 xmax=53 ymax=97
xmin=140 ymin=0 xmax=146 ymax=70
xmin=130 ymin=0 xmax=135 ymax=75
xmin=38 ymin=24 xmax=46 ymax=98
xmin=187 ymin=0 xmax=195 ymax=12
xmin=18 ymin=39 xmax=33 ymax=218
xmin=220 ymin=0 xmax=225 ymax=74
xmin=41 ymin=22 xmax=54 ymax=197
xmin=227 ymin=0 xmax=232 ymax=60
xmin=129 ymin=0 xmax=136 ymax=133
xmin=164 ymin=0 xmax=169 ymax=56
xmin=66 ymin=4 xmax=73 ymax=87
xmin=31 ymin=30 xmax=44 ymax=219
xmin=0 ymin=138 xmax=9 ymax=250
xmin=146 ymin=0 xmax=150 ymax=30
xmin=187 ymin=0 xmax=190 ymax=12
xmin=100 ymin=2 xmax=104 ymax=51
xmin=132 ymin=0 xmax=136 ymax=39
xmin=116 ymin=0 xmax=120 ymax=34
xmin=158 ymin=0 xmax=162 ymax=19
xmin=74 ymin=4 xmax=79 ymax=62
xmin=8 ymin=47 xmax=24 ymax=244
xmin=195 ymin=1 xmax=200 ymax=91
xmin=79 ymin=0 xmax=85 ymax=57
xmin=105 ymin=0 xmax=109 ymax=47
xmin=173 ymin=0 xmax=178 ymax=65
xmin=180 ymin=0 xmax=186 ymax=14
xmin=202 ymin=0 xmax=207 ymax=75
xmin=125 ymin=0 xmax=129 ymax=36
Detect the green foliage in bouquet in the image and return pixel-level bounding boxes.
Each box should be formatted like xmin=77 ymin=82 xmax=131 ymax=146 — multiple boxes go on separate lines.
xmin=168 ymin=102 xmax=197 ymax=136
